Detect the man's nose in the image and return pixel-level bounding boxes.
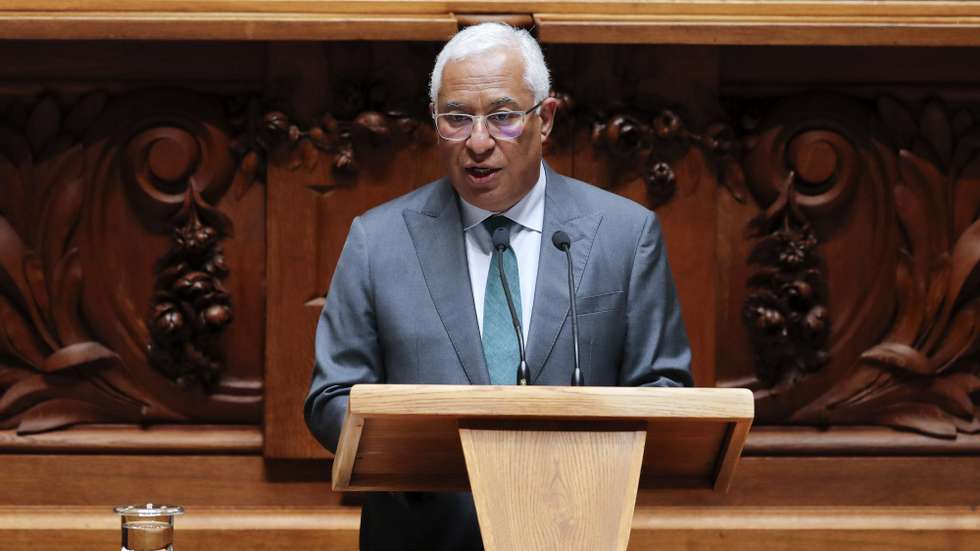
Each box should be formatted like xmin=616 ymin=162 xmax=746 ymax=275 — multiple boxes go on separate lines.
xmin=465 ymin=117 xmax=495 ymax=154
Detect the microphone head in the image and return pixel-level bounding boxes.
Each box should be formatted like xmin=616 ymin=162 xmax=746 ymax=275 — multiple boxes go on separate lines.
xmin=552 ymin=230 xmax=571 ymax=250
xmin=492 ymin=226 xmax=511 ymax=251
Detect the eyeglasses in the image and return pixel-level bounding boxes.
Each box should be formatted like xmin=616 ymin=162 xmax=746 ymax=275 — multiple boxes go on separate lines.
xmin=432 ymin=99 xmax=545 ymax=142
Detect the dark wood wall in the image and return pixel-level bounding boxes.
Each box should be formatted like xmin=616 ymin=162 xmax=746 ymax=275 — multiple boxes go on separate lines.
xmin=1 ymin=36 xmax=979 ymax=549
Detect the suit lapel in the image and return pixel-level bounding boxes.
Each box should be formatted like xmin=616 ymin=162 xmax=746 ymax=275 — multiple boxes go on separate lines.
xmin=403 ymin=180 xmax=490 ymax=385
xmin=526 ymin=167 xmax=602 ymax=383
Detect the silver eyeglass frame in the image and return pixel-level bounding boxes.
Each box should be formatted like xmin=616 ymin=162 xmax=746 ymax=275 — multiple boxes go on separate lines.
xmin=431 ymin=98 xmax=546 ymax=142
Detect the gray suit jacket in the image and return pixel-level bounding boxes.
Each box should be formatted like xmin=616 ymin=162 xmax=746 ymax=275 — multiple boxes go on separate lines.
xmin=305 ymin=165 xmax=692 ymax=550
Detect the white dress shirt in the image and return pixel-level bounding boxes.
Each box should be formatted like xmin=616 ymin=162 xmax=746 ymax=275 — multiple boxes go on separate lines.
xmin=458 ymin=163 xmax=546 ymax=341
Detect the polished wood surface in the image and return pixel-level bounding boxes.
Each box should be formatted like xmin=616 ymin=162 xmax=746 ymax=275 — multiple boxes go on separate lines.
xmin=460 ymin=425 xmax=645 ymax=551
xmin=4 ymin=454 xmax=978 ymax=508
xmin=333 ymin=385 xmax=753 ymax=492
xmin=347 ymin=384 xmax=755 ymax=419
xmin=2 ymin=1 xmax=980 ymax=44
xmin=0 ymin=12 xmax=457 ymax=41
xmin=0 ymin=507 xmax=360 ymax=551
xmin=536 ymin=13 xmax=980 ymax=46
xmin=0 ymin=425 xmax=261 ymax=453
xmin=0 ymin=453 xmax=976 ymax=549
xmin=745 ymin=426 xmax=980 ymax=456
xmin=2 ymin=505 xmax=977 ymax=551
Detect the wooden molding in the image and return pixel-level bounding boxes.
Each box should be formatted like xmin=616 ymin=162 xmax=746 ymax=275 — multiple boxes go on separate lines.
xmin=7 ymin=1 xmax=980 ymax=17
xmin=1 ymin=505 xmax=977 ymax=551
xmin=2 ymin=2 xmax=980 ymax=42
xmin=347 ymin=384 xmax=755 ymax=420
xmin=745 ymin=427 xmax=980 ymax=456
xmin=2 ymin=454 xmax=979 ymax=512
xmin=535 ymin=13 xmax=980 ymax=46
xmin=0 ymin=425 xmax=262 ymax=454
xmin=0 ymin=12 xmax=458 ymax=41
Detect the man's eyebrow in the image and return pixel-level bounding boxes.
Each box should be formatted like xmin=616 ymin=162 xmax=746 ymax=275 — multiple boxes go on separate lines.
xmin=441 ymin=97 xmax=517 ymax=111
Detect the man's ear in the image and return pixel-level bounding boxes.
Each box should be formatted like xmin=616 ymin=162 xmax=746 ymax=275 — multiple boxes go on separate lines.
xmin=538 ymin=97 xmax=560 ymax=140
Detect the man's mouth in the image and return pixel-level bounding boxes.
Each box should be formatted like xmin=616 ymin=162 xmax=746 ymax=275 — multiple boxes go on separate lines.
xmin=466 ymin=166 xmax=501 ymax=178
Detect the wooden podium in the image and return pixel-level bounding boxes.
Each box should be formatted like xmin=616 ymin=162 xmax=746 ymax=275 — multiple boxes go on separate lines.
xmin=332 ymin=384 xmax=754 ymax=551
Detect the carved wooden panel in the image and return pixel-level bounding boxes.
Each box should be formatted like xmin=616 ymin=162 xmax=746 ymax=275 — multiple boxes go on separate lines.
xmin=0 ymin=87 xmax=264 ymax=434
xmin=2 ymin=39 xmax=979 ymax=456
xmin=720 ymin=92 xmax=980 ymax=439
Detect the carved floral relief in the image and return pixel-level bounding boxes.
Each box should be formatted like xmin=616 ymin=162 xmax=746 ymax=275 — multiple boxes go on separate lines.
xmin=0 ymin=90 xmax=263 ymax=434
xmin=735 ymin=93 xmax=980 ymax=438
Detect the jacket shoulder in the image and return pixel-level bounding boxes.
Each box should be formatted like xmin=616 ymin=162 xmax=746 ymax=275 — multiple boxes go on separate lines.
xmin=555 ymin=172 xmax=657 ymax=224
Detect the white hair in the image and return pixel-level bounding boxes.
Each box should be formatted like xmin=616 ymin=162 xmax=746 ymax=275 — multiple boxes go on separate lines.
xmin=429 ymin=23 xmax=551 ymax=107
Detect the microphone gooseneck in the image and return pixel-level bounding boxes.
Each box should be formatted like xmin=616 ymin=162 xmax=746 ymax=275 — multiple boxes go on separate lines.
xmin=552 ymin=231 xmax=583 ymax=386
xmin=492 ymin=225 xmax=530 ymax=385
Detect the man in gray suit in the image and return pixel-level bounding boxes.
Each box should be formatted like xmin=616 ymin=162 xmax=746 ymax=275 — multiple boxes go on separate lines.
xmin=305 ymin=23 xmax=692 ymax=551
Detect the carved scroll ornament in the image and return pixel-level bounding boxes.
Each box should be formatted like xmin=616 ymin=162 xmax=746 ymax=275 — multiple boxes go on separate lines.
xmin=0 ymin=90 xmax=260 ymax=434
xmin=738 ymin=94 xmax=980 ymax=438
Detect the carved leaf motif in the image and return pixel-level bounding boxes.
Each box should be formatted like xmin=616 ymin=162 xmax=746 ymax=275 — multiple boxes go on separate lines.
xmin=35 ymin=146 xmax=85 ymax=273
xmin=953 ymin=411 xmax=980 ymax=434
xmin=0 ymin=153 xmax=26 ymax=232
xmin=0 ymin=368 xmax=142 ymax=434
xmin=0 ymin=373 xmax=52 ymax=416
xmin=0 ymin=217 xmax=34 ymax=311
xmin=921 ymin=255 xmax=950 ymax=341
xmin=860 ymin=342 xmax=932 ymax=375
xmin=820 ymin=365 xmax=890 ymax=411
xmin=926 ymin=372 xmax=980 ymax=419
xmin=14 ymin=399 xmax=116 ymax=434
xmin=910 ymin=137 xmax=942 ymax=170
xmin=898 ymin=151 xmax=950 ymax=257
xmin=952 ymin=109 xmax=975 ymax=138
xmin=42 ymin=342 xmax=119 ymax=373
xmin=64 ymin=92 xmax=108 ymax=137
xmin=0 ymin=362 xmax=30 ymax=389
xmin=877 ymin=96 xmax=918 ymax=149
xmin=889 ymin=252 xmax=925 ymax=345
xmin=920 ymin=99 xmax=953 ymax=167
xmin=953 ymin=149 xmax=980 ymax=242
xmin=51 ymin=248 xmax=86 ymax=346
xmin=26 ymin=96 xmax=60 ymax=158
xmin=935 ymin=219 xmax=980 ymax=332
xmin=0 ymin=297 xmax=46 ymax=368
xmin=22 ymin=253 xmax=55 ymax=349
xmin=928 ymin=299 xmax=980 ymax=372
xmin=873 ymin=403 xmax=957 ymax=439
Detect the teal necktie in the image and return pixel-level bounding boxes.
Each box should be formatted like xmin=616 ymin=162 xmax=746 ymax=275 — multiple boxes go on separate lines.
xmin=481 ymin=216 xmax=523 ymax=385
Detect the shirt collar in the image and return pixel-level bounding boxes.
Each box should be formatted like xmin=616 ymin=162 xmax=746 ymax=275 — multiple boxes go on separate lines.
xmin=459 ymin=162 xmax=546 ymax=233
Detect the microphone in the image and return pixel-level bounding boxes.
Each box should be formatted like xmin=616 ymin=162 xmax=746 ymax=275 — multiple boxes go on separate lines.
xmin=491 ymin=225 xmax=530 ymax=386
xmin=552 ymin=231 xmax=583 ymax=386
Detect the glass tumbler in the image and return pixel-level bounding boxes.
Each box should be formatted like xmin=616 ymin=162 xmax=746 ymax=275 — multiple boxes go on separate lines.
xmin=114 ymin=503 xmax=184 ymax=551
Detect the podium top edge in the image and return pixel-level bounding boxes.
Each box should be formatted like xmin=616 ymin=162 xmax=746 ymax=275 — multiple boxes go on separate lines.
xmin=348 ymin=384 xmax=754 ymax=421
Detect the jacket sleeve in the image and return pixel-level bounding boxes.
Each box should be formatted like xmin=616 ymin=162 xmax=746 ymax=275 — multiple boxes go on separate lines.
xmin=619 ymin=211 xmax=694 ymax=388
xmin=304 ymin=216 xmax=385 ymax=453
